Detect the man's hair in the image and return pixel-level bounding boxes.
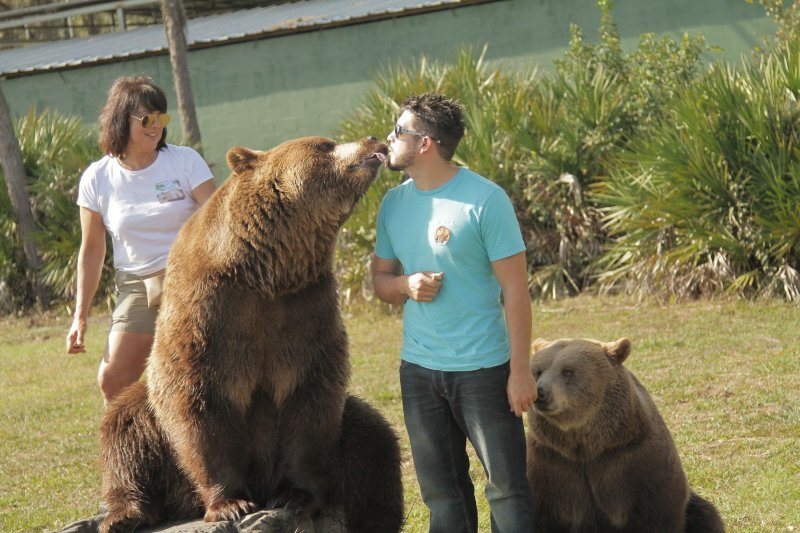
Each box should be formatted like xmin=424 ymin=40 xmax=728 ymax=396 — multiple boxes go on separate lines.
xmin=401 ymin=93 xmax=465 ymax=161
xmin=98 ymin=76 xmax=168 ymax=157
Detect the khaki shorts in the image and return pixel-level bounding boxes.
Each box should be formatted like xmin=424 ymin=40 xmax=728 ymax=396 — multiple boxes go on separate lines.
xmin=111 ymin=271 xmax=159 ymax=334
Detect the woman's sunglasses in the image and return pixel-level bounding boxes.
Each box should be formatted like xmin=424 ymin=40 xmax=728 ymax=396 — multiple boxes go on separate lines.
xmin=130 ymin=112 xmax=171 ymax=128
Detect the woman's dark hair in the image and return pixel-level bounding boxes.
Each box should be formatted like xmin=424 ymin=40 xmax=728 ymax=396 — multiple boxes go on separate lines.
xmin=98 ymin=76 xmax=168 ymax=157
xmin=401 ymin=93 xmax=465 ymax=161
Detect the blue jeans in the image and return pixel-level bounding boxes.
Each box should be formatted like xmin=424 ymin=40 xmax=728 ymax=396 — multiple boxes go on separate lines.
xmin=400 ymin=360 xmax=534 ymax=533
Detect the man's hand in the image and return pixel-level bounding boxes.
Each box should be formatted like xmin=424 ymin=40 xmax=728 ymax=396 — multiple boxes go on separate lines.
xmin=507 ymin=367 xmax=537 ymax=417
xmin=404 ymin=272 xmax=444 ymax=302
xmin=66 ymin=316 xmax=87 ymax=354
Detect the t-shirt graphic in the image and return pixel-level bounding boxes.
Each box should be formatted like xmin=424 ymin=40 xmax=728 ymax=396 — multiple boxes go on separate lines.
xmin=156 ymin=180 xmax=186 ymax=203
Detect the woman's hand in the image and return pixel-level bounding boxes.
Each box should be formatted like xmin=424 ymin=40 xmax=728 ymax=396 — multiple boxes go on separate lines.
xmin=66 ymin=316 xmax=88 ymax=354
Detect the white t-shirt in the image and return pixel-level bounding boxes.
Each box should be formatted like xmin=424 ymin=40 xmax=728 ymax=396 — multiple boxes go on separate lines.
xmin=77 ymin=144 xmax=214 ymax=276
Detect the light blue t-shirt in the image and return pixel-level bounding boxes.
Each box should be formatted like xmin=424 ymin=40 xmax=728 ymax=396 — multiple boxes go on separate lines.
xmin=375 ymin=167 xmax=525 ymax=371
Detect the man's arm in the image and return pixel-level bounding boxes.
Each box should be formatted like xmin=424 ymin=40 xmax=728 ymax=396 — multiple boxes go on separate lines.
xmin=492 ymin=251 xmax=537 ymax=417
xmin=371 ymin=255 xmax=443 ymax=305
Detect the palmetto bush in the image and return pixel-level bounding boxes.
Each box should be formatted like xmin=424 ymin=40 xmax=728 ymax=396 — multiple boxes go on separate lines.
xmin=516 ymin=2 xmax=705 ymax=299
xmin=0 ymin=108 xmax=111 ymax=312
xmin=335 ymin=0 xmax=705 ymax=301
xmin=594 ymin=41 xmax=800 ymax=301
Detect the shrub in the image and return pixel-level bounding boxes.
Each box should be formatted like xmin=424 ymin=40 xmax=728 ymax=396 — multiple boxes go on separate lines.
xmin=594 ymin=41 xmax=800 ymax=300
xmin=754 ymin=0 xmax=800 ymax=52
xmin=0 ymin=108 xmax=112 ymax=313
xmin=516 ymin=0 xmax=706 ymax=298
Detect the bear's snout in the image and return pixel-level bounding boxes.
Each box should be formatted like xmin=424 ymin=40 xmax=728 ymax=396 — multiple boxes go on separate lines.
xmin=534 ymin=384 xmax=552 ymax=411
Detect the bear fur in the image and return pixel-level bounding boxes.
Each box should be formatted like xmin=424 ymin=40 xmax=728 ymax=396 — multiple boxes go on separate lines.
xmin=100 ymin=385 xmax=402 ymax=532
xmin=99 ymin=136 xmax=403 ymax=532
xmin=526 ymin=337 xmax=725 ymax=533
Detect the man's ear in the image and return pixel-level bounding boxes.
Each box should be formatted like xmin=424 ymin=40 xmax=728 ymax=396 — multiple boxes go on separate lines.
xmin=419 ymin=136 xmax=437 ymax=155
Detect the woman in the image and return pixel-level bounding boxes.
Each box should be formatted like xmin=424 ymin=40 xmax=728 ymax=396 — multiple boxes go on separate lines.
xmin=65 ymin=76 xmax=216 ymax=405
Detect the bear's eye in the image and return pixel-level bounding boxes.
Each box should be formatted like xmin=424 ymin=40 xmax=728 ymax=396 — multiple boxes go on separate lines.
xmin=318 ymin=142 xmax=335 ymax=153
xmin=561 ymin=368 xmax=574 ymax=378
xmin=533 ymin=369 xmax=542 ymax=379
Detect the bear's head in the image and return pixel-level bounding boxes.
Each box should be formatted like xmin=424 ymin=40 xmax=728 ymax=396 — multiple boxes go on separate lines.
xmin=226 ymin=136 xmax=387 ymax=227
xmin=530 ymin=337 xmax=631 ymax=431
xmin=202 ymin=136 xmax=388 ymax=291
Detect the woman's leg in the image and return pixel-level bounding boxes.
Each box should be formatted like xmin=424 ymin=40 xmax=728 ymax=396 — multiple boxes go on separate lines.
xmin=100 ymin=271 xmax=159 ymax=405
xmin=98 ymin=331 xmax=153 ymax=405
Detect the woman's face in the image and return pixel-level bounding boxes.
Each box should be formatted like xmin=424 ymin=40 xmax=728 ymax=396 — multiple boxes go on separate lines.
xmin=127 ymin=105 xmax=167 ymax=153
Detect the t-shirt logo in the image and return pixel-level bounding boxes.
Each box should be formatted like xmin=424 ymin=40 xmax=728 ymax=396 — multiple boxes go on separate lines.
xmin=155 ymin=180 xmax=186 ymax=203
xmin=434 ymin=225 xmax=451 ymax=244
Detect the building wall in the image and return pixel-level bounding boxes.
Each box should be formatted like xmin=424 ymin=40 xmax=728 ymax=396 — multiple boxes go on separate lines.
xmin=1 ymin=0 xmax=774 ymax=180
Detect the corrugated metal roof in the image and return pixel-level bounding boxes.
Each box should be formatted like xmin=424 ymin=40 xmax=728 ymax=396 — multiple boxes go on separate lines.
xmin=0 ymin=0 xmax=494 ymax=78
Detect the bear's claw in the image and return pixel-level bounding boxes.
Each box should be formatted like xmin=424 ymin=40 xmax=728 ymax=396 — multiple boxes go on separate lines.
xmin=203 ymin=498 xmax=258 ymax=522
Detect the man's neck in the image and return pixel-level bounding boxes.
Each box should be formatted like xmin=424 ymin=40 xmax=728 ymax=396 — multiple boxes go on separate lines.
xmin=407 ymin=160 xmax=460 ymax=191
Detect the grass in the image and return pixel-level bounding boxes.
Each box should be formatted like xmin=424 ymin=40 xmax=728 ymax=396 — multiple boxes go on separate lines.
xmin=1 ymin=295 xmax=798 ymax=532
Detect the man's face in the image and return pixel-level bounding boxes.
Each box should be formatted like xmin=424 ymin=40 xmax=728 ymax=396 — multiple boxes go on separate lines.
xmin=385 ymin=110 xmax=422 ymax=172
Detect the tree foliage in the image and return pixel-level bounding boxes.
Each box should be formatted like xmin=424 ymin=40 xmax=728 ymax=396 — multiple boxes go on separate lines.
xmin=594 ymin=41 xmax=800 ymax=300
xmin=0 ymin=108 xmax=112 ymax=313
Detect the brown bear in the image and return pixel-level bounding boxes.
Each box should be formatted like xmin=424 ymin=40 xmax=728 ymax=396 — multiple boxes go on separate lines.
xmin=99 ymin=136 xmax=403 ymax=532
xmin=526 ymin=337 xmax=725 ymax=533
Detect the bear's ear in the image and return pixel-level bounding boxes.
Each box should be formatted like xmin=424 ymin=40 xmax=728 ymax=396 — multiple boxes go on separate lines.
xmin=532 ymin=338 xmax=551 ymax=353
xmin=226 ymin=147 xmax=260 ymax=176
xmin=604 ymin=337 xmax=631 ymax=365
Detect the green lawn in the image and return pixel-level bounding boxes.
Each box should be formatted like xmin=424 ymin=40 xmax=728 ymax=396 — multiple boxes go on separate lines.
xmin=1 ymin=296 xmax=797 ymax=532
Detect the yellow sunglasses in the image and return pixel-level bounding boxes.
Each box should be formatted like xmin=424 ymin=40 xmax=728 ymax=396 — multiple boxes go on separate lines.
xmin=130 ymin=112 xmax=171 ymax=128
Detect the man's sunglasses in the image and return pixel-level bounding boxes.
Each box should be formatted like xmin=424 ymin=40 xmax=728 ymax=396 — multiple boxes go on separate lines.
xmin=130 ymin=112 xmax=171 ymax=128
xmin=392 ymin=123 xmax=441 ymax=144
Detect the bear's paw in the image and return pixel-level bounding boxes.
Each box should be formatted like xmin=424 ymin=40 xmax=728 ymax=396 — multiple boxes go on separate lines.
xmin=203 ymin=498 xmax=258 ymax=522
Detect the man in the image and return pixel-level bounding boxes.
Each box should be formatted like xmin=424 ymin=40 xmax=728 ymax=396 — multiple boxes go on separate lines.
xmin=371 ymin=93 xmax=536 ymax=533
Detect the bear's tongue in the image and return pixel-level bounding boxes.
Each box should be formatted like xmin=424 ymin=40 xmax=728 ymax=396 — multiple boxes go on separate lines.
xmin=374 ymin=152 xmax=387 ymax=166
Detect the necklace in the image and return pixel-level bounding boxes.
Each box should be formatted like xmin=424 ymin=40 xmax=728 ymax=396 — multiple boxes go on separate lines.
xmin=118 ymin=151 xmax=157 ymax=171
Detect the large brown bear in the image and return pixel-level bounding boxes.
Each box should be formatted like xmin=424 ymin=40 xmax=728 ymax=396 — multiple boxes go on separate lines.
xmin=99 ymin=136 xmax=403 ymax=532
xmin=526 ymin=337 xmax=725 ymax=533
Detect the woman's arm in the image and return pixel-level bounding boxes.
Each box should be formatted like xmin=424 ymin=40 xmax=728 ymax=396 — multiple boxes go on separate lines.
xmin=66 ymin=207 xmax=106 ymax=354
xmin=192 ymin=179 xmax=216 ymax=206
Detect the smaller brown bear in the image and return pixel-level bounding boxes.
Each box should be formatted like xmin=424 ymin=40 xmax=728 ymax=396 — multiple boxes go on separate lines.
xmin=527 ymin=337 xmax=725 ymax=533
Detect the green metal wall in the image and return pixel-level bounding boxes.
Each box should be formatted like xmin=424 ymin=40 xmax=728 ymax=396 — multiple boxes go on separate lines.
xmin=1 ymin=0 xmax=774 ymax=181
